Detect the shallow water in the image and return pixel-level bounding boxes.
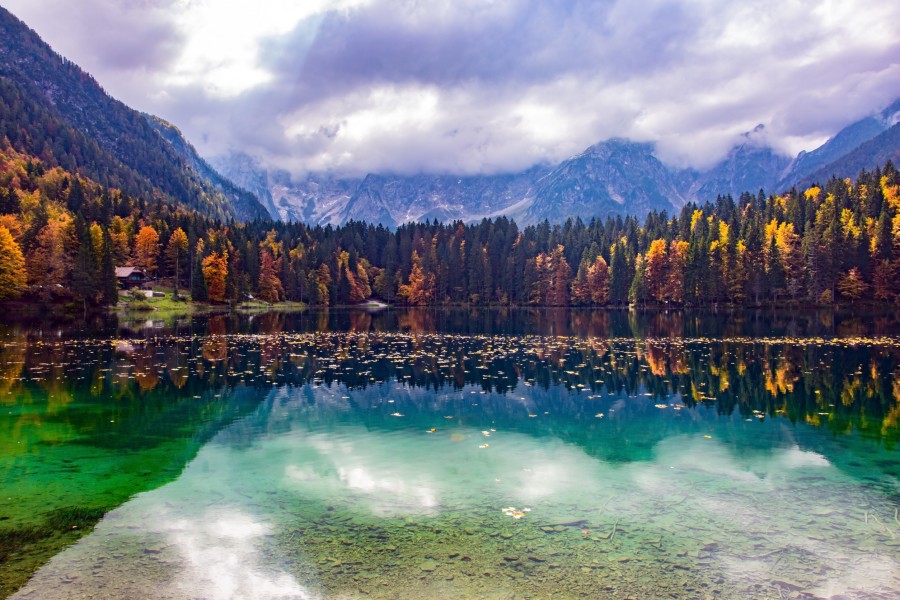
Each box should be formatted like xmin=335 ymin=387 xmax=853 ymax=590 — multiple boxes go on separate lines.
xmin=1 ymin=313 xmax=899 ymax=598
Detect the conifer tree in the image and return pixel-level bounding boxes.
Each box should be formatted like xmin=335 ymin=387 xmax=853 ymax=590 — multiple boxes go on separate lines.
xmin=165 ymin=227 xmax=189 ymax=298
xmin=100 ymin=228 xmax=118 ymax=305
xmin=72 ymin=217 xmax=98 ymax=309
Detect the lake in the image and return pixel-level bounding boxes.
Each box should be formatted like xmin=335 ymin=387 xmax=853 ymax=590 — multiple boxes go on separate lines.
xmin=1 ymin=308 xmax=898 ymax=599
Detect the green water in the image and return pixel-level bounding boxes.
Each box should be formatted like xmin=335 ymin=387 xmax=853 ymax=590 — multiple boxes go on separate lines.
xmin=1 ymin=311 xmax=899 ymax=598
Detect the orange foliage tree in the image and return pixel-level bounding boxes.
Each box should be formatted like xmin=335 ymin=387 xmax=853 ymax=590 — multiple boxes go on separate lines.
xmin=257 ymin=250 xmax=283 ymax=303
xmin=398 ymin=251 xmax=435 ymax=305
xmin=202 ymin=251 xmax=229 ymax=303
xmin=133 ymin=225 xmax=160 ymax=275
xmin=27 ymin=217 xmax=73 ymax=286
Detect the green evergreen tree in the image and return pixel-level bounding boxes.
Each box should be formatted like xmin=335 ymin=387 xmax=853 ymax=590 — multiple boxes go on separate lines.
xmin=609 ymin=243 xmax=629 ymax=305
xmin=71 ymin=217 xmax=98 ymax=309
xmin=100 ymin=228 xmax=118 ymax=305
xmin=191 ymin=253 xmax=208 ymax=302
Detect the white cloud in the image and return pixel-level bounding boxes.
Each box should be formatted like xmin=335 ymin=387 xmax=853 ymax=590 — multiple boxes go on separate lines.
xmin=3 ymin=0 xmax=899 ymax=176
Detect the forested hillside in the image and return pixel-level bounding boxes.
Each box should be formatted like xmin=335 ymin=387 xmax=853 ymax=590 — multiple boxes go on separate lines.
xmin=0 ymin=136 xmax=897 ymax=309
xmin=0 ymin=7 xmax=268 ymax=222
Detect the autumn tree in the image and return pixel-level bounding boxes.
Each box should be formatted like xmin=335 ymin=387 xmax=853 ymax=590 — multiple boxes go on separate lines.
xmin=585 ymin=255 xmax=610 ymax=304
xmin=644 ymin=239 xmax=668 ymax=302
xmin=547 ymin=245 xmax=571 ymax=306
xmin=398 ymin=250 xmax=435 ymax=305
xmin=313 ymin=263 xmax=332 ymax=306
xmin=0 ymin=225 xmax=26 ymax=300
xmin=663 ymin=240 xmax=689 ymax=303
xmin=27 ymin=217 xmax=73 ymax=287
xmin=202 ymin=251 xmax=229 ymax=303
xmin=257 ymin=249 xmax=283 ymax=303
xmin=836 ymin=267 xmax=868 ymax=301
xmin=133 ymin=225 xmax=160 ymax=276
xmin=108 ymin=216 xmax=132 ymax=265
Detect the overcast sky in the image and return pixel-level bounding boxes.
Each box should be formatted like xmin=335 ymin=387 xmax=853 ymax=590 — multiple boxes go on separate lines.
xmin=4 ymin=0 xmax=899 ymax=176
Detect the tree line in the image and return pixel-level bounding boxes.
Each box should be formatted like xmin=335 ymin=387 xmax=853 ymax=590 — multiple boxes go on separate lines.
xmin=0 ymin=142 xmax=898 ymax=308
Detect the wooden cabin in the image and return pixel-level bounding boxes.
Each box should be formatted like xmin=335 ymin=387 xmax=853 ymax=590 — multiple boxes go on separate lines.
xmin=115 ymin=266 xmax=151 ymax=289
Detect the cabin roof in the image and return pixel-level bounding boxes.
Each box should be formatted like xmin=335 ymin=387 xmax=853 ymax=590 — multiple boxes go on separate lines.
xmin=115 ymin=267 xmax=146 ymax=278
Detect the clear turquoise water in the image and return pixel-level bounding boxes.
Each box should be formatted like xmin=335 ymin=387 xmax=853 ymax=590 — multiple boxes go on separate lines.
xmin=1 ymin=315 xmax=899 ymax=598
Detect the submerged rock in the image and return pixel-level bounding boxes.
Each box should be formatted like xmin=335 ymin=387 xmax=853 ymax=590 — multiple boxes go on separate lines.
xmin=419 ymin=559 xmax=438 ymax=572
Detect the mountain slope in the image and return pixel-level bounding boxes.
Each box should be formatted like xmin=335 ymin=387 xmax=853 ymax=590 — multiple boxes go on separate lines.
xmin=524 ymin=139 xmax=688 ymax=223
xmin=344 ymin=169 xmax=548 ymax=228
xmin=0 ymin=7 xmax=266 ymax=222
xmin=796 ymin=122 xmax=900 ymax=189
xmin=210 ymin=153 xmax=361 ymax=224
xmin=145 ymin=116 xmax=269 ymax=221
xmin=779 ymin=98 xmax=900 ymax=189
xmin=691 ymin=126 xmax=791 ymax=199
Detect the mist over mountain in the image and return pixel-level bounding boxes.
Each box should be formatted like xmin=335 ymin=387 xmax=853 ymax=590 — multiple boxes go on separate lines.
xmin=216 ymin=101 xmax=900 ymax=227
xmin=0 ymin=2 xmax=896 ymax=229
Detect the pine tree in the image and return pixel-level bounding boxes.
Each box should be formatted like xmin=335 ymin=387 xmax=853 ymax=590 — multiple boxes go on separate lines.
xmin=629 ymin=254 xmax=648 ymax=305
xmin=98 ymin=228 xmax=118 ymax=305
xmin=165 ymin=227 xmax=189 ymax=298
xmin=66 ymin=177 xmax=85 ymax=213
xmin=609 ymin=243 xmax=629 ymax=305
xmin=191 ymin=252 xmax=207 ymax=302
xmin=71 ymin=217 xmax=98 ymax=309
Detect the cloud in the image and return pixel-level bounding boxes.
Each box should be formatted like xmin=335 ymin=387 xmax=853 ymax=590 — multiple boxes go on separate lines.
xmin=4 ymin=0 xmax=900 ymax=176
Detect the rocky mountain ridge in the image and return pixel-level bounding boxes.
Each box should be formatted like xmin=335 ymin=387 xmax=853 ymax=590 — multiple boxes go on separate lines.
xmin=217 ymin=99 xmax=900 ymax=227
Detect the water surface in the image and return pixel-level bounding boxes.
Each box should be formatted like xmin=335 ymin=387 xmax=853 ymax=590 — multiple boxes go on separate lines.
xmin=1 ymin=310 xmax=898 ymax=598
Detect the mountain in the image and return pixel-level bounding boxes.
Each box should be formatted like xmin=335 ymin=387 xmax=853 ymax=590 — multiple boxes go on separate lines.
xmin=524 ymin=139 xmax=688 ymax=223
xmin=144 ymin=116 xmax=268 ymax=221
xmin=211 ymin=153 xmax=361 ymax=224
xmin=795 ymin=122 xmax=900 ymax=189
xmin=214 ymin=153 xmax=548 ymax=227
xmin=344 ymin=169 xmax=547 ymax=228
xmin=214 ymin=98 xmax=900 ymax=228
xmin=690 ymin=125 xmax=791 ymax=199
xmin=0 ymin=7 xmax=267 ymax=222
xmin=779 ymin=98 xmax=900 ymax=189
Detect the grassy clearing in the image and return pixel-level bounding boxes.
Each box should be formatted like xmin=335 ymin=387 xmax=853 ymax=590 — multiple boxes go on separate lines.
xmin=116 ymin=287 xmax=306 ymax=318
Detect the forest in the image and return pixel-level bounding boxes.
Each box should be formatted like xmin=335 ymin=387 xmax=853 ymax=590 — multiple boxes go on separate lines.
xmin=0 ymin=141 xmax=898 ymax=310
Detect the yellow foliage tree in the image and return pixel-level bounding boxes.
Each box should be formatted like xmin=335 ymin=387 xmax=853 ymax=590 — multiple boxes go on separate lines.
xmin=0 ymin=225 xmax=26 ymax=299
xmin=27 ymin=217 xmax=73 ymax=286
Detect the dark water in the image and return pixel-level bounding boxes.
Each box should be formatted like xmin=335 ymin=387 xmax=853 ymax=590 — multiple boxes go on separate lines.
xmin=1 ymin=309 xmax=898 ymax=599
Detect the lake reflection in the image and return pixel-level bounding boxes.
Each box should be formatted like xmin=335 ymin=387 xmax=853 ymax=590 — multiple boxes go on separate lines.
xmin=2 ymin=313 xmax=899 ymax=598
